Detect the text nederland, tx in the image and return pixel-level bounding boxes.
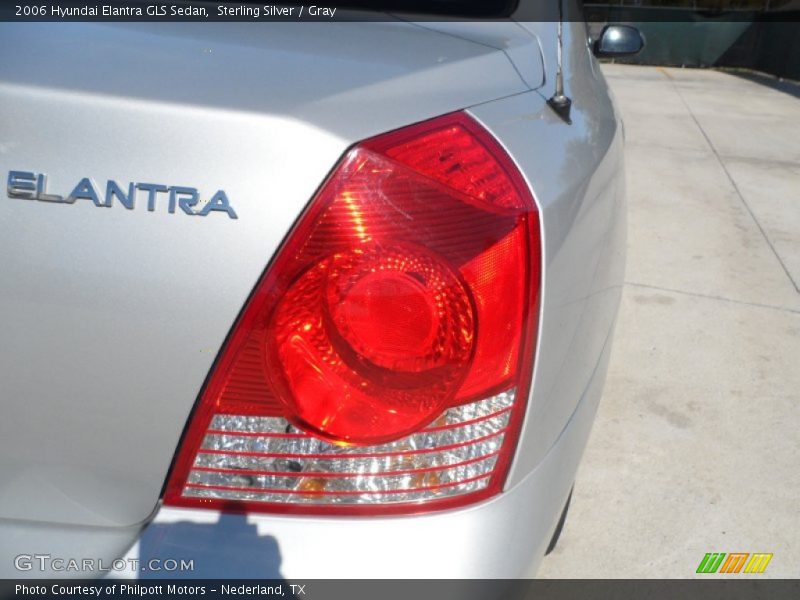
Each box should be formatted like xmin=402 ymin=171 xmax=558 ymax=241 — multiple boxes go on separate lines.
xmin=15 ymin=584 xmax=305 ymax=596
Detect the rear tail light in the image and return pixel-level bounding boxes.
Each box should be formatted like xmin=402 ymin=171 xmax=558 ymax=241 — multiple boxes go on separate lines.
xmin=164 ymin=112 xmax=540 ymax=515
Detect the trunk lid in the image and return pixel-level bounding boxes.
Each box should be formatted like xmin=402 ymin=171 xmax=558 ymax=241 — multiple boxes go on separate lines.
xmin=0 ymin=21 xmax=536 ymax=526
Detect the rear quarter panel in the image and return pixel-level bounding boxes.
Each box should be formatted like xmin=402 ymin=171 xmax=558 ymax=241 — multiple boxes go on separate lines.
xmin=471 ymin=22 xmax=626 ymax=484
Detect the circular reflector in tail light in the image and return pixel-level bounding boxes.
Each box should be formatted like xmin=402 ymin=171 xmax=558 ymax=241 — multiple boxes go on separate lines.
xmin=164 ymin=111 xmax=541 ymax=515
xmin=268 ymin=242 xmax=475 ymax=444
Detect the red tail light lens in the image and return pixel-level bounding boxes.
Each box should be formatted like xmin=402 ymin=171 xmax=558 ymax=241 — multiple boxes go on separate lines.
xmin=164 ymin=112 xmax=540 ymax=514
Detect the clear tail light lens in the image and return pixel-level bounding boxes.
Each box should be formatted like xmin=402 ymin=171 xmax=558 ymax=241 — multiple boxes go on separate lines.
xmin=164 ymin=112 xmax=540 ymax=515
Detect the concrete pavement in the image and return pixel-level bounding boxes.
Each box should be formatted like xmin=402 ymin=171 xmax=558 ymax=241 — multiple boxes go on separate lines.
xmin=538 ymin=65 xmax=800 ymax=578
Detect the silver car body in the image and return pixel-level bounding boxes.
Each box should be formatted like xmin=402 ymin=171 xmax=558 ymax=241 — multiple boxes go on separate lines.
xmin=0 ymin=13 xmax=625 ymax=578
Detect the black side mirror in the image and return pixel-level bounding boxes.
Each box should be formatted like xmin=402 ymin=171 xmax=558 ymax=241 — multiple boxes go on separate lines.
xmin=593 ymin=25 xmax=645 ymax=58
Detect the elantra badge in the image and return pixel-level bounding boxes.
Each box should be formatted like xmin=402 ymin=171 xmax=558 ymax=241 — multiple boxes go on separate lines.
xmin=6 ymin=171 xmax=238 ymax=219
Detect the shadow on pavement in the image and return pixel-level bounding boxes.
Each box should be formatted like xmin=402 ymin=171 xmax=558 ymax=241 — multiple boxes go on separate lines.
xmin=728 ymin=69 xmax=800 ymax=100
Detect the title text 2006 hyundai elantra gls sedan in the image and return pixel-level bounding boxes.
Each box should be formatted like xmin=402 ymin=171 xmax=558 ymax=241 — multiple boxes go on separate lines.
xmin=0 ymin=1 xmax=639 ymax=578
